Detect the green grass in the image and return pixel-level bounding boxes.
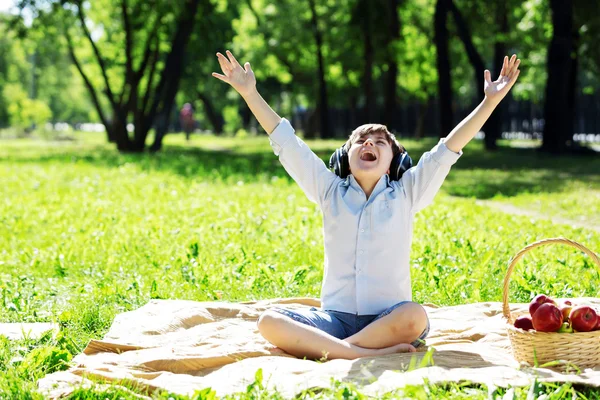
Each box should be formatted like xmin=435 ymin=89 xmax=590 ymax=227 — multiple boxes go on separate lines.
xmin=1 ymin=131 xmax=599 ymax=399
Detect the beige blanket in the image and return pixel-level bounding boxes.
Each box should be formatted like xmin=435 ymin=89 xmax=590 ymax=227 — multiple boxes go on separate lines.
xmin=38 ymin=298 xmax=600 ymax=399
xmin=0 ymin=323 xmax=59 ymax=340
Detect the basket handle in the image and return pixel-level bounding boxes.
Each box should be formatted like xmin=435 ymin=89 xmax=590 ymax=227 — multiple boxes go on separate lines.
xmin=502 ymin=237 xmax=600 ymax=323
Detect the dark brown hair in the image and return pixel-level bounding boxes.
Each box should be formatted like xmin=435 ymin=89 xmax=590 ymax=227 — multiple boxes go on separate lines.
xmin=343 ymin=124 xmax=405 ymax=157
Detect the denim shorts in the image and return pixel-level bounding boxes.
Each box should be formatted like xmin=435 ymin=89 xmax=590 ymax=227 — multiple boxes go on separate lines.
xmin=268 ymin=301 xmax=430 ymax=348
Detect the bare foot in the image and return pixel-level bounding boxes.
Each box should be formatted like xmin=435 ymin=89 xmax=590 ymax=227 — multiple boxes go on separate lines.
xmin=374 ymin=343 xmax=417 ymax=356
xmin=350 ymin=342 xmax=417 ymax=359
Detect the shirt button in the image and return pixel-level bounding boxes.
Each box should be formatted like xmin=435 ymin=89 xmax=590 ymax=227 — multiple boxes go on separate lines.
xmin=360 ymin=229 xmax=365 ymax=233
xmin=359 ymin=250 xmax=364 ymax=255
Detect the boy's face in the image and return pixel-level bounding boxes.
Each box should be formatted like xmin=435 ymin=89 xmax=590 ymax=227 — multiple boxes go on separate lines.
xmin=348 ymin=132 xmax=394 ymax=181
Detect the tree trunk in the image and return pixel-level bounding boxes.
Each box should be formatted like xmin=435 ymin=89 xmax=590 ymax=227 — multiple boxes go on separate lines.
xmin=541 ymin=0 xmax=573 ymax=154
xmin=434 ymin=0 xmax=453 ymax=137
xmin=149 ymin=112 xmax=169 ymax=152
xmin=106 ymin=125 xmax=118 ymax=143
xmin=414 ymin=100 xmax=428 ymax=139
xmin=240 ymin=105 xmax=252 ymax=130
xmin=199 ymin=93 xmax=224 ymax=134
xmin=483 ymin=0 xmax=508 ymax=151
xmin=566 ymin=28 xmax=579 ymax=147
xmin=448 ymin=0 xmax=485 ymax=97
xmin=383 ymin=0 xmax=400 ymax=130
xmin=305 ymin=107 xmax=319 ymax=138
xmin=149 ymin=0 xmax=202 ymax=152
xmin=358 ymin=0 xmax=375 ymax=124
xmin=308 ymin=0 xmax=331 ymax=138
xmin=111 ymin=115 xmax=135 ymax=152
xmin=348 ymin=94 xmax=359 ymax=133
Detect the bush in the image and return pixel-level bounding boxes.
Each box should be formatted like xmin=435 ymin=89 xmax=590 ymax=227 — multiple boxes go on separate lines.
xmin=3 ymin=83 xmax=53 ymax=132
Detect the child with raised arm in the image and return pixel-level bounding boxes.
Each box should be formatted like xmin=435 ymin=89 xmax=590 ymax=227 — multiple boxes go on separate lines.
xmin=213 ymin=50 xmax=521 ymax=361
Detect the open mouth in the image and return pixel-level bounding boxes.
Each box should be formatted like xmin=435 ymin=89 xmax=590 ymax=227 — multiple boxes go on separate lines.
xmin=360 ymin=151 xmax=377 ymax=161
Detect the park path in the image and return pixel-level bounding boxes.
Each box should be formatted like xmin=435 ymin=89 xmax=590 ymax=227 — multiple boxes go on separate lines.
xmin=474 ymin=199 xmax=600 ymax=233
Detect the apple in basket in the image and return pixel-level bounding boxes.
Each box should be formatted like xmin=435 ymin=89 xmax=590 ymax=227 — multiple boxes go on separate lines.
xmin=529 ymin=294 xmax=557 ymax=316
xmin=569 ymin=306 xmax=598 ymax=332
xmin=557 ymin=322 xmax=574 ymax=333
xmin=513 ymin=315 xmax=534 ymax=331
xmin=531 ymin=303 xmax=563 ymax=332
xmin=560 ymin=302 xmax=573 ymax=322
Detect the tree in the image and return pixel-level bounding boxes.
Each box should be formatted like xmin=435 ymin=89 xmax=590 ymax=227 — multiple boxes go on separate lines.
xmin=447 ymin=0 xmax=501 ymax=150
xmin=541 ymin=0 xmax=574 ymax=154
xmin=484 ymin=0 xmax=509 ymax=151
xmin=235 ymin=0 xmax=334 ymax=137
xmin=395 ymin=0 xmax=438 ymax=138
xmin=382 ymin=0 xmax=401 ymax=131
xmin=17 ymin=0 xmax=206 ymax=152
xmin=0 ymin=15 xmax=83 ymax=130
xmin=434 ymin=0 xmax=453 ymax=137
xmin=307 ymin=0 xmax=331 ymax=138
xmin=352 ymin=0 xmax=375 ymax=123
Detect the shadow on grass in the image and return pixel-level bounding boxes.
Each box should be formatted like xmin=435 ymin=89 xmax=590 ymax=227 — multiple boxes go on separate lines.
xmin=2 ymin=138 xmax=599 ymax=200
xmin=443 ymin=144 xmax=600 ymax=198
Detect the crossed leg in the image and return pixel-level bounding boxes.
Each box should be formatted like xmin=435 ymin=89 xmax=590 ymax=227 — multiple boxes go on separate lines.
xmin=343 ymin=302 xmax=429 ymax=349
xmin=257 ymin=302 xmax=427 ymax=360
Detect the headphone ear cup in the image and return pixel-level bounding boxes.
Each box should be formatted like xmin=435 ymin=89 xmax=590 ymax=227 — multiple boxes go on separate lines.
xmin=329 ymin=147 xmax=350 ymax=178
xmin=328 ymin=150 xmax=339 ymax=176
xmin=389 ymin=151 xmax=413 ymax=181
xmin=340 ymin=147 xmax=350 ymax=178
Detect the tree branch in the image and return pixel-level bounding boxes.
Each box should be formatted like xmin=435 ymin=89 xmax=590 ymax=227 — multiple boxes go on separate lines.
xmin=142 ymin=37 xmax=160 ymax=115
xmin=64 ymin=28 xmax=109 ymax=128
xmin=121 ymin=0 xmax=134 ymax=77
xmin=448 ymin=0 xmax=485 ymax=81
xmin=135 ymin=20 xmax=161 ymax=80
xmin=244 ymin=0 xmax=310 ymax=84
xmin=75 ymin=0 xmax=118 ymax=109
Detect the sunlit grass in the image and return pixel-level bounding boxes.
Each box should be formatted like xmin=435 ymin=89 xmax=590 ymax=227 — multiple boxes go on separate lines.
xmin=1 ymin=131 xmax=599 ymax=398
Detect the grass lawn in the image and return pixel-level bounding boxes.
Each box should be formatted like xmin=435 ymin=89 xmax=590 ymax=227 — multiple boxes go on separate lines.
xmin=1 ymin=131 xmax=599 ymax=399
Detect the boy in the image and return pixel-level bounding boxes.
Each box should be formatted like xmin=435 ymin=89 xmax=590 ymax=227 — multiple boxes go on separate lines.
xmin=213 ymin=50 xmax=520 ymax=361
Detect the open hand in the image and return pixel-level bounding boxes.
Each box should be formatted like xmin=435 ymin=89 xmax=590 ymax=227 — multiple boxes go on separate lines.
xmin=212 ymin=50 xmax=256 ymax=97
xmin=484 ymin=54 xmax=521 ymax=103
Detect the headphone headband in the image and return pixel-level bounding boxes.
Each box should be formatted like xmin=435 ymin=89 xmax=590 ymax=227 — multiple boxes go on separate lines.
xmin=328 ymin=146 xmax=412 ymax=181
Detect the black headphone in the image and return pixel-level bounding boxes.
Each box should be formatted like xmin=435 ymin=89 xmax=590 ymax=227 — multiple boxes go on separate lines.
xmin=328 ymin=145 xmax=413 ymax=181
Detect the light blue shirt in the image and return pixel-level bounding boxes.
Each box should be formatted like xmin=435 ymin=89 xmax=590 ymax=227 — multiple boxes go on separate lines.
xmin=269 ymin=118 xmax=463 ymax=315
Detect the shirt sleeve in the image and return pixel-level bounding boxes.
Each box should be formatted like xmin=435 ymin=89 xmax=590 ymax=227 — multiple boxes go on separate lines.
xmin=400 ymin=137 xmax=462 ymax=213
xmin=269 ymin=118 xmax=340 ymax=207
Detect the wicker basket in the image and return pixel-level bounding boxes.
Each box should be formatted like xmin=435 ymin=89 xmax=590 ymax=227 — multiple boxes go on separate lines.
xmin=503 ymin=237 xmax=600 ymax=369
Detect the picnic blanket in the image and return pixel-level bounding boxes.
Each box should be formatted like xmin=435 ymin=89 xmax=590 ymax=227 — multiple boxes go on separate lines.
xmin=0 ymin=323 xmax=59 ymax=340
xmin=38 ymin=297 xmax=600 ymax=399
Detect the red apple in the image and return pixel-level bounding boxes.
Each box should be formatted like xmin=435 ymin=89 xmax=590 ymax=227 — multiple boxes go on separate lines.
xmin=529 ymin=294 xmax=557 ymax=316
xmin=532 ymin=303 xmax=563 ymax=332
xmin=560 ymin=304 xmax=573 ymax=322
xmin=594 ymin=314 xmax=600 ymax=331
xmin=570 ymin=306 xmax=598 ymax=332
xmin=514 ymin=315 xmax=534 ymax=331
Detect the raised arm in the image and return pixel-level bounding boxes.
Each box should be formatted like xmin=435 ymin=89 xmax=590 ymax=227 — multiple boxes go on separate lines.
xmin=212 ymin=50 xmax=340 ymax=207
xmin=212 ymin=50 xmax=281 ymax=134
xmin=444 ymin=54 xmax=521 ymax=153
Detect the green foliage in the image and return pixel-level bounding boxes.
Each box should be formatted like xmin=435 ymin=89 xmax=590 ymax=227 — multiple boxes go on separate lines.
xmin=3 ymin=83 xmax=53 ymax=130
xmin=223 ymin=104 xmax=243 ymax=134
xmin=398 ymin=0 xmax=437 ymax=100
xmin=0 ymin=15 xmax=93 ymax=128
xmin=1 ymin=0 xmax=599 ymax=140
xmin=0 ymin=133 xmax=599 ymax=397
xmin=511 ymin=0 xmax=552 ymax=103
xmin=16 ymin=346 xmax=72 ymax=380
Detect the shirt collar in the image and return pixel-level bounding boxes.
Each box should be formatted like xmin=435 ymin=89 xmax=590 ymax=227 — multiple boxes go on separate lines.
xmin=345 ymin=174 xmax=391 ymax=198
